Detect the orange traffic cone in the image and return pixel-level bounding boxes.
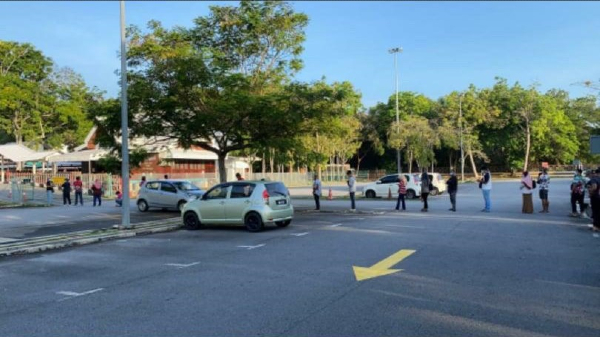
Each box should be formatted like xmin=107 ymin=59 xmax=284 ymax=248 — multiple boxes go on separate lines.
xmin=328 ymin=188 xmax=333 ymax=200
xmin=388 ymin=186 xmax=392 ymax=199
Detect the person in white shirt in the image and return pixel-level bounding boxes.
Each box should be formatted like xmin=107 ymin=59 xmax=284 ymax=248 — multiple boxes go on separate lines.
xmin=537 ymin=169 xmax=550 ymax=213
xmin=478 ymin=166 xmax=492 ymax=212
xmin=347 ymin=170 xmax=356 ymax=211
xmin=312 ymin=174 xmax=322 ymax=211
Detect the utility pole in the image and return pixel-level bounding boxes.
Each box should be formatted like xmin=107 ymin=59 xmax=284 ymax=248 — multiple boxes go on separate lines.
xmin=120 ymin=1 xmax=131 ymax=228
xmin=459 ymin=93 xmax=465 ymax=182
xmin=389 ymin=47 xmax=403 ymax=174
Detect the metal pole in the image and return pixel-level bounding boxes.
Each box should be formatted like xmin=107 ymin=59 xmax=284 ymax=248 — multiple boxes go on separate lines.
xmin=459 ymin=93 xmax=464 ymax=182
xmin=120 ymin=0 xmax=131 ymax=228
xmin=389 ymin=47 xmax=403 ymax=174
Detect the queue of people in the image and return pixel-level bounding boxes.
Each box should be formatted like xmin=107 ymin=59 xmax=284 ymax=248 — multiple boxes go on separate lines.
xmin=45 ymin=177 xmax=105 ymax=207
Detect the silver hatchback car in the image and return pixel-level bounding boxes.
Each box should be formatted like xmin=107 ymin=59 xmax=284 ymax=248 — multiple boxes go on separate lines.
xmin=137 ymin=180 xmax=205 ymax=212
xmin=181 ymin=180 xmax=293 ymax=232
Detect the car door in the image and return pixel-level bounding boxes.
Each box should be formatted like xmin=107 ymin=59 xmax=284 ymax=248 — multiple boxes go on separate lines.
xmin=143 ymin=182 xmax=161 ymax=207
xmin=377 ymin=175 xmax=399 ymax=196
xmin=159 ymin=182 xmax=179 ymax=208
xmin=225 ymin=183 xmax=256 ymax=224
xmin=199 ymin=184 xmax=230 ymax=222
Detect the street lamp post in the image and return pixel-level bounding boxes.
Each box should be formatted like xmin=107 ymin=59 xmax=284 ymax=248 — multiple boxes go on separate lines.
xmin=389 ymin=47 xmax=403 ymax=174
xmin=120 ymin=0 xmax=131 ymax=228
xmin=459 ymin=93 xmax=465 ymax=182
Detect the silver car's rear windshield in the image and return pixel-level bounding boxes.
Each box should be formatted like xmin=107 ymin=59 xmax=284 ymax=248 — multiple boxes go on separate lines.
xmin=266 ymin=183 xmax=288 ymax=196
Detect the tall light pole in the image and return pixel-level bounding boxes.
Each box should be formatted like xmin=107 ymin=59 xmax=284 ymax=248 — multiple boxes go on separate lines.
xmin=120 ymin=1 xmax=131 ymax=228
xmin=459 ymin=93 xmax=465 ymax=182
xmin=389 ymin=47 xmax=403 ymax=174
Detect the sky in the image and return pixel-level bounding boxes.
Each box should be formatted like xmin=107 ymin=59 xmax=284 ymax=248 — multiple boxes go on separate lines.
xmin=1 ymin=1 xmax=599 ymax=108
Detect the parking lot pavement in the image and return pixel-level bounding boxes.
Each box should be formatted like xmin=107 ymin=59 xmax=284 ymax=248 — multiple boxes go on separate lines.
xmin=1 ymin=179 xmax=599 ymax=337
xmin=0 ymin=200 xmax=178 ymax=240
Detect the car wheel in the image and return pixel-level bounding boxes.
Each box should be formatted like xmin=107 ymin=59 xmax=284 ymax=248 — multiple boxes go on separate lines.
xmin=275 ymin=220 xmax=291 ymax=227
xmin=177 ymin=200 xmax=186 ymax=212
xmin=430 ymin=188 xmax=439 ymax=196
xmin=245 ymin=212 xmax=264 ymax=232
xmin=406 ymin=190 xmax=416 ymax=199
xmin=365 ymin=190 xmax=376 ymax=198
xmin=137 ymin=199 xmax=149 ymax=212
xmin=183 ymin=211 xmax=202 ymax=230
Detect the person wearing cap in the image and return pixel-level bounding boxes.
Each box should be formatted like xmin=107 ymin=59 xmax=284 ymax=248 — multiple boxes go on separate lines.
xmin=446 ymin=171 xmax=458 ymax=212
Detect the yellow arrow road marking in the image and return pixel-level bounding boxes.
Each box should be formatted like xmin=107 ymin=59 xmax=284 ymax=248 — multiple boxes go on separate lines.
xmin=352 ymin=249 xmax=416 ymax=281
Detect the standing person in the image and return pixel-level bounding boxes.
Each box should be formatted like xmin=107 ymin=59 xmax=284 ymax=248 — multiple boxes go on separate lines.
xmin=347 ymin=170 xmax=356 ymax=212
xmin=587 ymin=168 xmax=600 ymax=232
xmin=73 ymin=176 xmax=84 ymax=206
xmin=395 ymin=175 xmax=407 ymax=211
xmin=139 ymin=176 xmax=147 ymax=188
xmin=479 ymin=166 xmax=492 ymax=212
xmin=446 ymin=171 xmax=458 ymax=212
xmin=520 ymin=171 xmax=534 ymax=213
xmin=115 ymin=191 xmax=123 ymax=207
xmin=570 ymin=169 xmax=585 ymax=217
xmin=312 ymin=174 xmax=322 ymax=211
xmin=92 ymin=179 xmax=103 ymax=207
xmin=537 ymin=169 xmax=550 ymax=213
xmin=235 ymin=173 xmax=245 ymax=181
xmin=46 ymin=179 xmax=54 ymax=206
xmin=420 ymin=168 xmax=430 ymax=212
xmin=61 ymin=178 xmax=72 ymax=206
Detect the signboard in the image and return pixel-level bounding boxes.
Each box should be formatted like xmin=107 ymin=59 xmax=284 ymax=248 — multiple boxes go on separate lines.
xmin=591 ymin=136 xmax=600 ymax=155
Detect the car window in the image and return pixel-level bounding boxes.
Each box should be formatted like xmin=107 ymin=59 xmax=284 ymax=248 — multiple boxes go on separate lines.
xmin=204 ymin=185 xmax=229 ymax=200
xmin=266 ymin=182 xmax=288 ymax=196
xmin=403 ymin=174 xmax=411 ymax=182
xmin=173 ymin=181 xmax=200 ymax=191
xmin=380 ymin=175 xmax=399 ymax=184
xmin=231 ymin=184 xmax=256 ymax=199
xmin=146 ymin=182 xmax=159 ymax=190
xmin=161 ymin=183 xmax=177 ymax=193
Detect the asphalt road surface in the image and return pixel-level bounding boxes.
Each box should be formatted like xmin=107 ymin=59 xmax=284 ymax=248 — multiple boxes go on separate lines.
xmin=0 ymin=180 xmax=599 ymax=336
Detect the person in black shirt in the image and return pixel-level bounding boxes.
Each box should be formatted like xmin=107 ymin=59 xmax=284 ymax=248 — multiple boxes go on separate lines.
xmin=61 ymin=178 xmax=72 ymax=206
xmin=446 ymin=171 xmax=458 ymax=212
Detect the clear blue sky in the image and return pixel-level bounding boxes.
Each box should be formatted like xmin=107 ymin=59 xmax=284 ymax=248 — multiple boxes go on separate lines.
xmin=1 ymin=1 xmax=599 ymax=108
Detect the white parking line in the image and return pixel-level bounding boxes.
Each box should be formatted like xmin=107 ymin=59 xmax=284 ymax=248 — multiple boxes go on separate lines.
xmin=237 ymin=244 xmax=266 ymax=250
xmin=0 ymin=237 xmax=18 ymax=243
xmin=165 ymin=262 xmax=200 ymax=269
xmin=291 ymin=232 xmax=309 ymax=237
xmin=57 ymin=288 xmax=104 ymax=301
xmin=330 ymin=223 xmax=343 ymax=228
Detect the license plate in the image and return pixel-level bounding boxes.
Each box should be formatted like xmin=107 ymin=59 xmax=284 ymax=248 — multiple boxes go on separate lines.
xmin=276 ymin=199 xmax=287 ymax=205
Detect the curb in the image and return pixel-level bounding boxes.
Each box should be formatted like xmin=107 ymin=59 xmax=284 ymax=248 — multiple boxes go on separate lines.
xmin=0 ymin=218 xmax=182 ymax=258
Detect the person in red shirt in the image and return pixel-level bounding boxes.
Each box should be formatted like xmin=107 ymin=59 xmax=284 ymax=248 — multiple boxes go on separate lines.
xmin=395 ymin=176 xmax=407 ymax=211
xmin=235 ymin=173 xmax=244 ymax=181
xmin=73 ymin=176 xmax=84 ymax=206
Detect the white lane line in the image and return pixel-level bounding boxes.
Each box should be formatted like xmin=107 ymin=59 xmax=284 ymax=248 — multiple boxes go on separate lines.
xmin=330 ymin=223 xmax=343 ymax=228
xmin=0 ymin=237 xmax=18 ymax=243
xmin=57 ymin=288 xmax=104 ymax=301
xmin=5 ymin=215 xmax=20 ymax=220
xmin=382 ymin=224 xmax=426 ymax=229
xmin=165 ymin=262 xmax=200 ymax=269
xmin=291 ymin=232 xmax=309 ymax=237
xmin=237 ymin=244 xmax=266 ymax=250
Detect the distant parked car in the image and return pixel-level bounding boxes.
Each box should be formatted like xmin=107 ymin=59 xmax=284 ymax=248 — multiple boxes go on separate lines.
xmin=181 ymin=180 xmax=293 ymax=232
xmin=137 ymin=180 xmax=204 ymax=212
xmin=362 ymin=173 xmax=422 ymax=199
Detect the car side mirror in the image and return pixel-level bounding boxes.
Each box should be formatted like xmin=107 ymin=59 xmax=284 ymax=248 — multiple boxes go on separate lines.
xmin=376 ymin=181 xmax=381 ymax=184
